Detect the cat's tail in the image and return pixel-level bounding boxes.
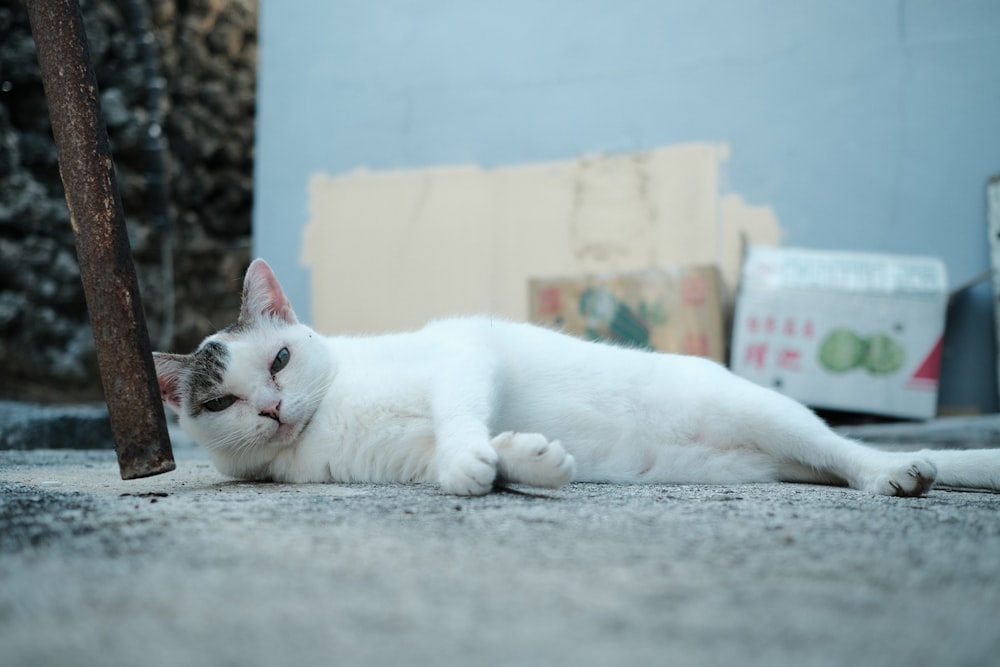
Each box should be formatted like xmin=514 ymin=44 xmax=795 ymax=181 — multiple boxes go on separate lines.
xmin=920 ymin=449 xmax=1000 ymax=491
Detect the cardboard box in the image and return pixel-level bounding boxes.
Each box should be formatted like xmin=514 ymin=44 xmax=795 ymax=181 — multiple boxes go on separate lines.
xmin=529 ymin=267 xmax=726 ymax=362
xmin=730 ymin=246 xmax=948 ymax=419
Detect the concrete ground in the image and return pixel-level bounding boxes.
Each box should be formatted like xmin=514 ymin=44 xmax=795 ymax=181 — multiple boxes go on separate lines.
xmin=2 ymin=421 xmax=1000 ymax=667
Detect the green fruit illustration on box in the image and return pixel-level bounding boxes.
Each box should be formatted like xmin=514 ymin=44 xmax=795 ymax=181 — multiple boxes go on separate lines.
xmin=818 ymin=329 xmax=866 ymax=373
xmin=864 ymin=333 xmax=906 ymax=375
xmin=818 ymin=329 xmax=905 ymax=376
xmin=579 ymin=288 xmax=651 ymax=349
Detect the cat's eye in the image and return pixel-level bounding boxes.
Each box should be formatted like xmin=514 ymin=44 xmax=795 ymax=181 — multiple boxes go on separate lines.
xmin=270 ymin=347 xmax=290 ymax=375
xmin=203 ymin=395 xmax=237 ymax=412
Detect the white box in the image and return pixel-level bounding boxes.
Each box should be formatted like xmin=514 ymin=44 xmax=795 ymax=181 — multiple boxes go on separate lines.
xmin=730 ymin=246 xmax=948 ymax=419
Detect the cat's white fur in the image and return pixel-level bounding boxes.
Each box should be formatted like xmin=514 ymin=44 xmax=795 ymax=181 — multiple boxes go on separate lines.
xmin=154 ymin=259 xmax=1000 ymax=497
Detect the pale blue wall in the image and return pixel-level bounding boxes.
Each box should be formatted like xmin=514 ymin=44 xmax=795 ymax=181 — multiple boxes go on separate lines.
xmin=254 ymin=0 xmax=1000 ymax=413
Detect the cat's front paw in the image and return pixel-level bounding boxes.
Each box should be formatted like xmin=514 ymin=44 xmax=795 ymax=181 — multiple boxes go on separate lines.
xmin=860 ymin=458 xmax=937 ymax=497
xmin=492 ymin=432 xmax=575 ymax=489
xmin=438 ymin=445 xmax=498 ymax=496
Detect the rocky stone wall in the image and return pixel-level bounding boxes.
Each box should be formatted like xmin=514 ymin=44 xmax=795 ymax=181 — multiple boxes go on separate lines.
xmin=0 ymin=0 xmax=256 ymax=401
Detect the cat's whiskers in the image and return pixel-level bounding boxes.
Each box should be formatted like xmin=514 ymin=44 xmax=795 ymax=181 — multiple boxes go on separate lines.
xmin=203 ymin=372 xmax=331 ymax=467
xmin=297 ymin=372 xmax=333 ymax=415
xmin=203 ymin=427 xmax=253 ymax=453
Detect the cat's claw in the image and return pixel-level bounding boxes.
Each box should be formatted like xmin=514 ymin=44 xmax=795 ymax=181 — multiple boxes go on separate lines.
xmin=492 ymin=431 xmax=575 ymax=489
xmin=862 ymin=459 xmax=937 ymax=497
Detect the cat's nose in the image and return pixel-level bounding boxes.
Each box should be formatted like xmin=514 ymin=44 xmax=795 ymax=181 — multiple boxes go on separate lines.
xmin=259 ymin=402 xmax=281 ymax=422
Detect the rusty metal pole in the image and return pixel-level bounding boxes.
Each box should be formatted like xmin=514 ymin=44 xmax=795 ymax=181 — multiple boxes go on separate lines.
xmin=26 ymin=0 xmax=175 ymax=479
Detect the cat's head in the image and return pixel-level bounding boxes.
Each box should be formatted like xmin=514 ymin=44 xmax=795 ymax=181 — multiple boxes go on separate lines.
xmin=154 ymin=259 xmax=331 ymax=476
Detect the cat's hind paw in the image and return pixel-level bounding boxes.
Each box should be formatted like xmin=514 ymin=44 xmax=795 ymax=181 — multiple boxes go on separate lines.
xmin=492 ymin=432 xmax=575 ymax=489
xmin=438 ymin=445 xmax=498 ymax=496
xmin=860 ymin=458 xmax=937 ymax=497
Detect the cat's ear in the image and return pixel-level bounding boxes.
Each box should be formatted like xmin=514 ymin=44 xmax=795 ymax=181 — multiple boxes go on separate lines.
xmin=153 ymin=352 xmax=188 ymax=412
xmin=239 ymin=258 xmax=297 ymax=326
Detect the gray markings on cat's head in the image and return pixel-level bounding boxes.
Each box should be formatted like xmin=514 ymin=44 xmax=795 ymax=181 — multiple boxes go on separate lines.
xmin=186 ymin=340 xmax=230 ymax=417
xmin=221 ymin=318 xmax=248 ymax=336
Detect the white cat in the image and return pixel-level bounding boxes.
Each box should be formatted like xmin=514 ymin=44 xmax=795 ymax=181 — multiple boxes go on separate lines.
xmin=154 ymin=259 xmax=1000 ymax=497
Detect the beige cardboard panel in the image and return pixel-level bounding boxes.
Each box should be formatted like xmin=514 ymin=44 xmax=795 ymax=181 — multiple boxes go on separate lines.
xmin=304 ymin=144 xmax=781 ymax=335
xmin=719 ymin=192 xmax=786 ymax=287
